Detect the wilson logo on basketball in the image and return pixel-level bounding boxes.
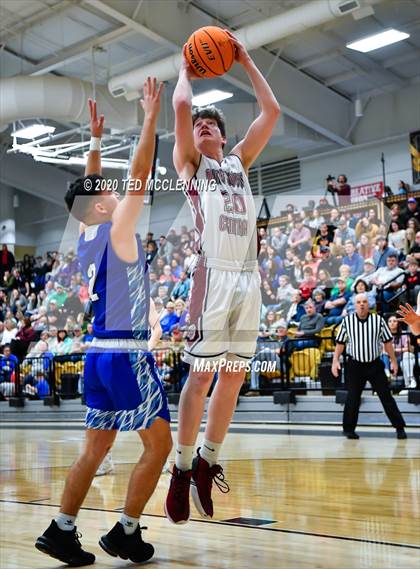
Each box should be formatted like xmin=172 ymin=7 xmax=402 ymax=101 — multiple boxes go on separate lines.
xmin=199 ymin=41 xmax=216 ymax=61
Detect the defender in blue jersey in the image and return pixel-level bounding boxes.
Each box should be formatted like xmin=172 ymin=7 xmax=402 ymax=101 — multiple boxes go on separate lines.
xmin=36 ymin=79 xmax=172 ymax=567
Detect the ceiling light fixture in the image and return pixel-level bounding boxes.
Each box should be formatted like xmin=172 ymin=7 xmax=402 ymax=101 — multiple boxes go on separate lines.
xmin=346 ymin=29 xmax=409 ymax=53
xmin=192 ymin=89 xmax=233 ymax=107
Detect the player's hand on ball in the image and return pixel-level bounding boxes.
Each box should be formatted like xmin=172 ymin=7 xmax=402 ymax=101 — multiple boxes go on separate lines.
xmin=140 ymin=77 xmax=164 ymax=119
xmin=224 ymin=29 xmax=250 ymax=65
xmin=181 ymin=44 xmax=198 ymax=80
xmin=88 ymin=98 xmax=104 ymax=138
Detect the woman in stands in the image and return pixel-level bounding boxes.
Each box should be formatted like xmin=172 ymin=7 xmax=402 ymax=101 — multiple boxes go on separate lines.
xmin=381 ymin=315 xmax=416 ymax=389
xmin=388 ymin=221 xmax=406 ymax=256
xmin=358 ymin=233 xmax=375 ymax=260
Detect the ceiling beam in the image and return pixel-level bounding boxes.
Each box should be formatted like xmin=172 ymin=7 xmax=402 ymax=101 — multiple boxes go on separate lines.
xmin=1 ymin=0 xmax=76 ymax=43
xmin=383 ymin=50 xmax=420 ymax=69
xmin=296 ymin=49 xmax=342 ymax=70
xmin=29 ymin=25 xmax=134 ymax=76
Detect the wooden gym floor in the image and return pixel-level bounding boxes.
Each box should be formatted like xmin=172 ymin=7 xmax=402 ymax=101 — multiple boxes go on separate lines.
xmin=0 ymin=423 xmax=419 ymax=568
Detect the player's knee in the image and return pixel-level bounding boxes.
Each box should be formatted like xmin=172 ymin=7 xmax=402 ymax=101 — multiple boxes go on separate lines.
xmin=187 ymin=371 xmax=214 ymax=392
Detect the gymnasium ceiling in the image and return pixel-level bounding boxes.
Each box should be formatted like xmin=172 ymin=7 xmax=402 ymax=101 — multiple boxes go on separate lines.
xmin=0 ymin=0 xmax=419 ymax=181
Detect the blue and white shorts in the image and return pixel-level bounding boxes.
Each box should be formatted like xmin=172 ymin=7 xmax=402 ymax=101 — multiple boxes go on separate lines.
xmin=84 ymin=339 xmax=170 ymax=431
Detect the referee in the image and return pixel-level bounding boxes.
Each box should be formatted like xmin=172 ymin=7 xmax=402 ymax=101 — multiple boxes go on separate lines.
xmin=332 ymin=293 xmax=407 ymax=439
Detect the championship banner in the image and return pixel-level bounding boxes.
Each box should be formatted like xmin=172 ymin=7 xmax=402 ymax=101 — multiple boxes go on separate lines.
xmin=410 ymin=130 xmax=420 ymax=184
xmin=350 ymin=181 xmax=384 ymax=203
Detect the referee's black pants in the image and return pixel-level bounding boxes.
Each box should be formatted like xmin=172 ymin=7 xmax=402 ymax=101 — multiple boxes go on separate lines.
xmin=343 ymin=358 xmax=406 ymax=432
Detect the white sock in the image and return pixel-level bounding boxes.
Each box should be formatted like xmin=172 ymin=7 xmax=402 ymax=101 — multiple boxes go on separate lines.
xmin=120 ymin=513 xmax=139 ymax=535
xmin=175 ymin=444 xmax=194 ymax=471
xmin=55 ymin=513 xmax=76 ymax=532
xmin=200 ymin=439 xmax=222 ymax=466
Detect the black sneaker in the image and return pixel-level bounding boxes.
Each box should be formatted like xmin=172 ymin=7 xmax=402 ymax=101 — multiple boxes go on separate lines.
xmin=99 ymin=522 xmax=154 ymax=563
xmin=343 ymin=431 xmax=359 ymax=439
xmin=396 ymin=429 xmax=407 ymax=439
xmin=35 ymin=520 xmax=95 ymax=567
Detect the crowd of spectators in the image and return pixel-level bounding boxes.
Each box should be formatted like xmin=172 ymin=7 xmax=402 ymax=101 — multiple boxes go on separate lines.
xmin=1 ymin=188 xmax=419 ymax=398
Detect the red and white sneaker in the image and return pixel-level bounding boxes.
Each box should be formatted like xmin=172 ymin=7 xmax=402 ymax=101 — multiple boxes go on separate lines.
xmin=191 ymin=449 xmax=230 ymax=518
xmin=164 ymin=466 xmax=192 ymax=524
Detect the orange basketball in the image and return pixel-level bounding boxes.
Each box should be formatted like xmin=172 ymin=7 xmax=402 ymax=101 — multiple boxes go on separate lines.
xmin=186 ymin=26 xmax=235 ymax=79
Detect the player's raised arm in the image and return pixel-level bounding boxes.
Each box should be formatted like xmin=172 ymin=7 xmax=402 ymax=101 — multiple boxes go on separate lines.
xmin=228 ymin=31 xmax=281 ymax=172
xmin=85 ymin=98 xmax=104 ymax=177
xmin=172 ymin=46 xmax=200 ymax=178
xmin=111 ymin=77 xmax=162 ymax=260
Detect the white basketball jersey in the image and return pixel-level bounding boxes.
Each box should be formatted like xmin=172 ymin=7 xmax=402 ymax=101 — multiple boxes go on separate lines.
xmin=184 ymin=154 xmax=257 ymax=271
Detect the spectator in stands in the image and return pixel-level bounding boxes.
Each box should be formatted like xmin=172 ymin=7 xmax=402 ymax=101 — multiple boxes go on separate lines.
xmin=306 ymin=208 xmax=325 ymax=230
xmin=156 ymin=285 xmax=170 ymax=305
xmin=183 ymin=247 xmax=195 ymax=274
xmin=269 ymin=226 xmax=288 ymax=258
xmin=299 ymin=267 xmax=317 ymax=300
xmin=367 ymin=207 xmax=380 ymax=227
xmin=52 ymin=329 xmax=72 ymax=356
xmin=357 ymin=258 xmax=377 ymax=286
xmin=406 ymin=217 xmax=420 ymax=234
xmin=149 ymin=271 xmax=160 ymax=298
xmin=288 ymin=216 xmax=312 ymax=255
xmin=388 ymin=221 xmax=406 ymax=255
xmin=275 ymin=275 xmax=296 ymax=313
xmin=336 ymin=264 xmax=354 ymax=293
xmin=261 ymin=279 xmax=277 ymax=313
xmin=167 ymin=228 xmax=181 ymax=248
xmin=262 ymin=245 xmax=283 ymax=275
xmin=317 ymin=246 xmax=340 ymax=278
xmin=382 ymin=315 xmax=416 ymax=389
xmin=0 ymin=322 xmax=4 ymax=343
xmin=14 ymin=317 xmax=37 ymax=360
xmin=158 ymin=235 xmax=174 ymax=265
xmin=373 ymin=236 xmax=399 ymax=268
xmin=174 ymin=299 xmax=189 ymax=329
xmin=403 ymin=259 xmax=420 ymax=305
xmin=342 ymin=241 xmax=364 ymax=278
xmin=159 ymin=265 xmax=176 ymax=294
xmin=398 ymin=180 xmax=410 ymax=195
xmin=153 ymin=298 xmax=164 ymax=319
xmin=403 ymin=197 xmax=419 ymax=224
xmin=335 ymin=174 xmax=351 ymax=207
xmin=371 ymin=253 xmax=405 ymax=310
xmin=170 ymin=259 xmax=183 ymax=280
xmin=292 ymin=299 xmax=325 ymax=351
xmin=260 ymin=310 xmax=284 ymax=337
xmin=303 ymin=250 xmax=320 ymax=274
xmin=390 ymin=203 xmax=404 ymax=226
xmin=405 ymin=228 xmax=416 ymax=255
xmin=49 ymin=284 xmax=68 ymax=308
xmin=334 ymin=218 xmax=356 ymax=246
xmin=46 ymin=326 xmax=58 ymax=352
xmin=0 ymin=344 xmax=18 ymax=383
xmin=344 ymin=279 xmax=376 ymax=315
xmin=26 ymin=292 xmax=38 ymax=314
xmin=357 ymin=233 xmax=375 ymax=260
xmin=312 ymin=288 xmax=326 ymax=313
xmin=312 ymin=223 xmax=335 ymax=256
xmin=23 ymin=369 xmax=50 ymax=400
xmin=1 ymin=319 xmax=17 ymax=346
xmin=286 ymin=290 xmax=306 ymax=326
xmin=81 ymin=323 xmax=94 ymax=351
xmin=355 ymin=217 xmax=378 ymax=242
xmin=317 ymin=269 xmax=333 ymax=299
xmin=324 ymin=277 xmax=350 ymax=325
xmin=160 ymin=301 xmax=180 ymax=334
xmin=0 ymin=245 xmax=15 ymax=280
xmin=145 ymin=241 xmax=158 ymax=265
xmin=170 ymin=272 xmax=190 ymax=301
xmin=9 ymin=288 xmax=27 ymax=315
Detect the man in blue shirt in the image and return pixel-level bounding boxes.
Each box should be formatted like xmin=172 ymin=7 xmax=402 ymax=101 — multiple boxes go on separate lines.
xmin=342 ymin=241 xmax=364 ymax=278
xmin=0 ymin=344 xmax=18 ymax=382
xmin=373 ymin=236 xmax=399 ymax=268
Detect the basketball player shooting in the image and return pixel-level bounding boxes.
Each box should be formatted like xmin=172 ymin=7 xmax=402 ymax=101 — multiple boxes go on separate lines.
xmin=165 ymin=30 xmax=280 ymax=524
xmin=35 ymin=78 xmax=173 ymax=566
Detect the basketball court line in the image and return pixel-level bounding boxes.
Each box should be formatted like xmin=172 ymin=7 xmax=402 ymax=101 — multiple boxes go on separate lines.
xmin=1 ymin=499 xmax=418 ymax=551
xmin=1 ymin=422 xmax=419 ymax=437
xmin=0 ymin=456 xmax=415 ymax=473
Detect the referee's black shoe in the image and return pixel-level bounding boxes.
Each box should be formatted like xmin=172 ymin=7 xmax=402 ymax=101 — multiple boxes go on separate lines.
xmin=35 ymin=520 xmax=95 ymax=566
xmin=99 ymin=522 xmax=154 ymax=563
xmin=396 ymin=428 xmax=407 ymax=439
xmin=343 ymin=431 xmax=359 ymax=439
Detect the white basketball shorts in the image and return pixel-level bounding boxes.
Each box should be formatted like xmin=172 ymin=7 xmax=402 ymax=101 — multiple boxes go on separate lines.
xmin=183 ymin=259 xmax=261 ymax=366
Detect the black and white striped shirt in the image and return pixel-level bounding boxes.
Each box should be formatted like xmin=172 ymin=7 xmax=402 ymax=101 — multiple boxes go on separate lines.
xmin=336 ymin=313 xmax=393 ymax=362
